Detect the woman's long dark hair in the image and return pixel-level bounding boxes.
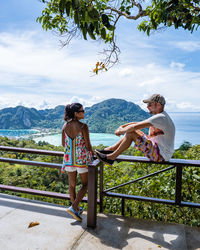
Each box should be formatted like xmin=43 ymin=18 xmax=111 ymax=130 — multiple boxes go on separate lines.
xmin=64 ymin=103 xmax=83 ymax=121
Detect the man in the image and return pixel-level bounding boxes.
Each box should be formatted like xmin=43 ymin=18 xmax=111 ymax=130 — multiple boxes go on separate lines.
xmin=95 ymin=94 xmax=175 ymax=165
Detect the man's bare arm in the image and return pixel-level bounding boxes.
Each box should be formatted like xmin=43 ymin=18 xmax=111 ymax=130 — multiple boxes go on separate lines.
xmin=120 ymin=122 xmax=137 ymax=128
xmin=115 ymin=120 xmax=151 ymax=136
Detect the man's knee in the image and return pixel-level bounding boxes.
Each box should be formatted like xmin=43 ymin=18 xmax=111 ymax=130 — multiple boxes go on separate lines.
xmin=125 ymin=131 xmax=137 ymax=141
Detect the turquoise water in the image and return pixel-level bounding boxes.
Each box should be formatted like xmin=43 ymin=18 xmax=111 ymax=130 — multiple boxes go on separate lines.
xmin=0 ymin=112 xmax=200 ymax=149
xmin=169 ymin=112 xmax=200 ymax=148
xmin=34 ymin=132 xmax=120 ymax=147
xmin=0 ymin=129 xmax=39 ymax=138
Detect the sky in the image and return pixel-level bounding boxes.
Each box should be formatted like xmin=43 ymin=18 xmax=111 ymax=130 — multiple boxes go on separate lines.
xmin=0 ymin=0 xmax=200 ymax=112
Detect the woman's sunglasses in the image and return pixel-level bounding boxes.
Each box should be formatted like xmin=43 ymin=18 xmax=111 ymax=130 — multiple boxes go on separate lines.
xmin=77 ymin=110 xmax=85 ymax=113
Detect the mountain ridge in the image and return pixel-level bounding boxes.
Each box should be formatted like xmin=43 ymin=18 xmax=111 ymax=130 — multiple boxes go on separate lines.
xmin=0 ymin=98 xmax=150 ymax=133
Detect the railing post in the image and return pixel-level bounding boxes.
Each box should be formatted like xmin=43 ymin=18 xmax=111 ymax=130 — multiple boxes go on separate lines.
xmin=121 ymin=198 xmax=125 ymax=216
xmin=175 ymin=166 xmax=183 ymax=205
xmin=87 ymin=162 xmax=98 ymax=228
xmin=99 ymin=164 xmax=104 ymax=213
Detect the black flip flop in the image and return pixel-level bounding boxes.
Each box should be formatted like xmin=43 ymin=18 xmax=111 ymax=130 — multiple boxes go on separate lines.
xmin=95 ymin=150 xmax=114 ymax=165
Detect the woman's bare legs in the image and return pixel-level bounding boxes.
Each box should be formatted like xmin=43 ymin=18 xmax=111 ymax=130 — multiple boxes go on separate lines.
xmin=72 ymin=172 xmax=88 ymax=211
xmin=68 ymin=171 xmax=77 ymax=203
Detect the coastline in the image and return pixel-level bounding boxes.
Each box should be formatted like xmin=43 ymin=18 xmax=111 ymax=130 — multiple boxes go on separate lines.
xmin=1 ymin=111 xmax=200 ymax=149
xmin=0 ymin=128 xmax=199 ymax=149
xmin=28 ymin=128 xmax=60 ymax=138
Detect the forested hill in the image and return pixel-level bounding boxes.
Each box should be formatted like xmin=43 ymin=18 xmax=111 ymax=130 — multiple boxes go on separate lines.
xmin=84 ymin=99 xmax=150 ymax=133
xmin=0 ymin=98 xmax=150 ymax=133
xmin=0 ymin=105 xmax=65 ymax=130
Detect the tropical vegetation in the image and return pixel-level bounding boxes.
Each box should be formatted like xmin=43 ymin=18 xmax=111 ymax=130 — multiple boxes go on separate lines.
xmin=0 ymin=136 xmax=200 ymax=227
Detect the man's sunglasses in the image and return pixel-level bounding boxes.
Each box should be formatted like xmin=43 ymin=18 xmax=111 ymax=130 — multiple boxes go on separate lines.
xmin=147 ymin=102 xmax=153 ymax=107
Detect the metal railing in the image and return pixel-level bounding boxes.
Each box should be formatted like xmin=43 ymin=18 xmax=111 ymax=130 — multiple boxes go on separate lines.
xmin=0 ymin=146 xmax=200 ymax=228
xmin=0 ymin=146 xmax=101 ymax=228
xmin=99 ymin=155 xmax=200 ymax=217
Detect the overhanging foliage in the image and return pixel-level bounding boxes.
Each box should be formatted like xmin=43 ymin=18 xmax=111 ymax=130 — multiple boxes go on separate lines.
xmin=38 ymin=0 xmax=200 ymax=72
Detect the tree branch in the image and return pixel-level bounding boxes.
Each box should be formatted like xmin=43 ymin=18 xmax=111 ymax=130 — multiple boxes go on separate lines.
xmin=108 ymin=1 xmax=147 ymax=20
xmin=58 ymin=26 xmax=79 ymax=47
xmin=132 ymin=0 xmax=143 ymax=13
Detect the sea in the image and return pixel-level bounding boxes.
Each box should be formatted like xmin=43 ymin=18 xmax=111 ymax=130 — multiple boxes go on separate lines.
xmin=0 ymin=112 xmax=200 ymax=149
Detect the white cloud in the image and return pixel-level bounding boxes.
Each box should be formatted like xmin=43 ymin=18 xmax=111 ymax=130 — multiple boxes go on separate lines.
xmin=0 ymin=94 xmax=54 ymax=110
xmin=172 ymin=41 xmax=200 ymax=52
xmin=176 ymin=102 xmax=200 ymax=111
xmin=119 ymin=68 xmax=133 ymax=77
xmin=139 ymin=77 xmax=164 ymax=87
xmin=0 ymin=30 xmax=200 ymax=112
xmin=0 ymin=94 xmax=103 ymax=110
xmin=68 ymin=96 xmax=104 ymax=108
xmin=0 ymin=31 xmax=100 ymax=83
xmin=170 ymin=62 xmax=185 ymax=71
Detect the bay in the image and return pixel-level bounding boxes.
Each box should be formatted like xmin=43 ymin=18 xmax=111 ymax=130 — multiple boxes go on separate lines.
xmin=0 ymin=112 xmax=200 ymax=149
xmin=33 ymin=132 xmax=120 ymax=147
xmin=33 ymin=112 xmax=200 ymax=149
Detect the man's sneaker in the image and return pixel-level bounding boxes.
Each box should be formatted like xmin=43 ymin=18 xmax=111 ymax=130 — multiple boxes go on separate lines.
xmin=96 ymin=149 xmax=114 ymax=154
xmin=66 ymin=206 xmax=82 ymax=222
xmin=95 ymin=150 xmax=114 ymax=166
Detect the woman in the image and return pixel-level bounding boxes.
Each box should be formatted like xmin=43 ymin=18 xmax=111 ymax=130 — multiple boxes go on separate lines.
xmin=61 ymin=103 xmax=93 ymax=221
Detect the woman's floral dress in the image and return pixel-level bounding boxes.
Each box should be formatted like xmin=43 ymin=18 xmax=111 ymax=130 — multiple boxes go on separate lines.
xmin=61 ymin=131 xmax=92 ymax=173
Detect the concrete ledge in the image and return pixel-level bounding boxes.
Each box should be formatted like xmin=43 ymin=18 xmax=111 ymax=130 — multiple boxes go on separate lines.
xmin=0 ymin=194 xmax=200 ymax=250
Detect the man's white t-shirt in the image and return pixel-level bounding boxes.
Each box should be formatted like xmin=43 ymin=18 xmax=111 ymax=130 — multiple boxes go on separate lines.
xmin=145 ymin=111 xmax=175 ymax=161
